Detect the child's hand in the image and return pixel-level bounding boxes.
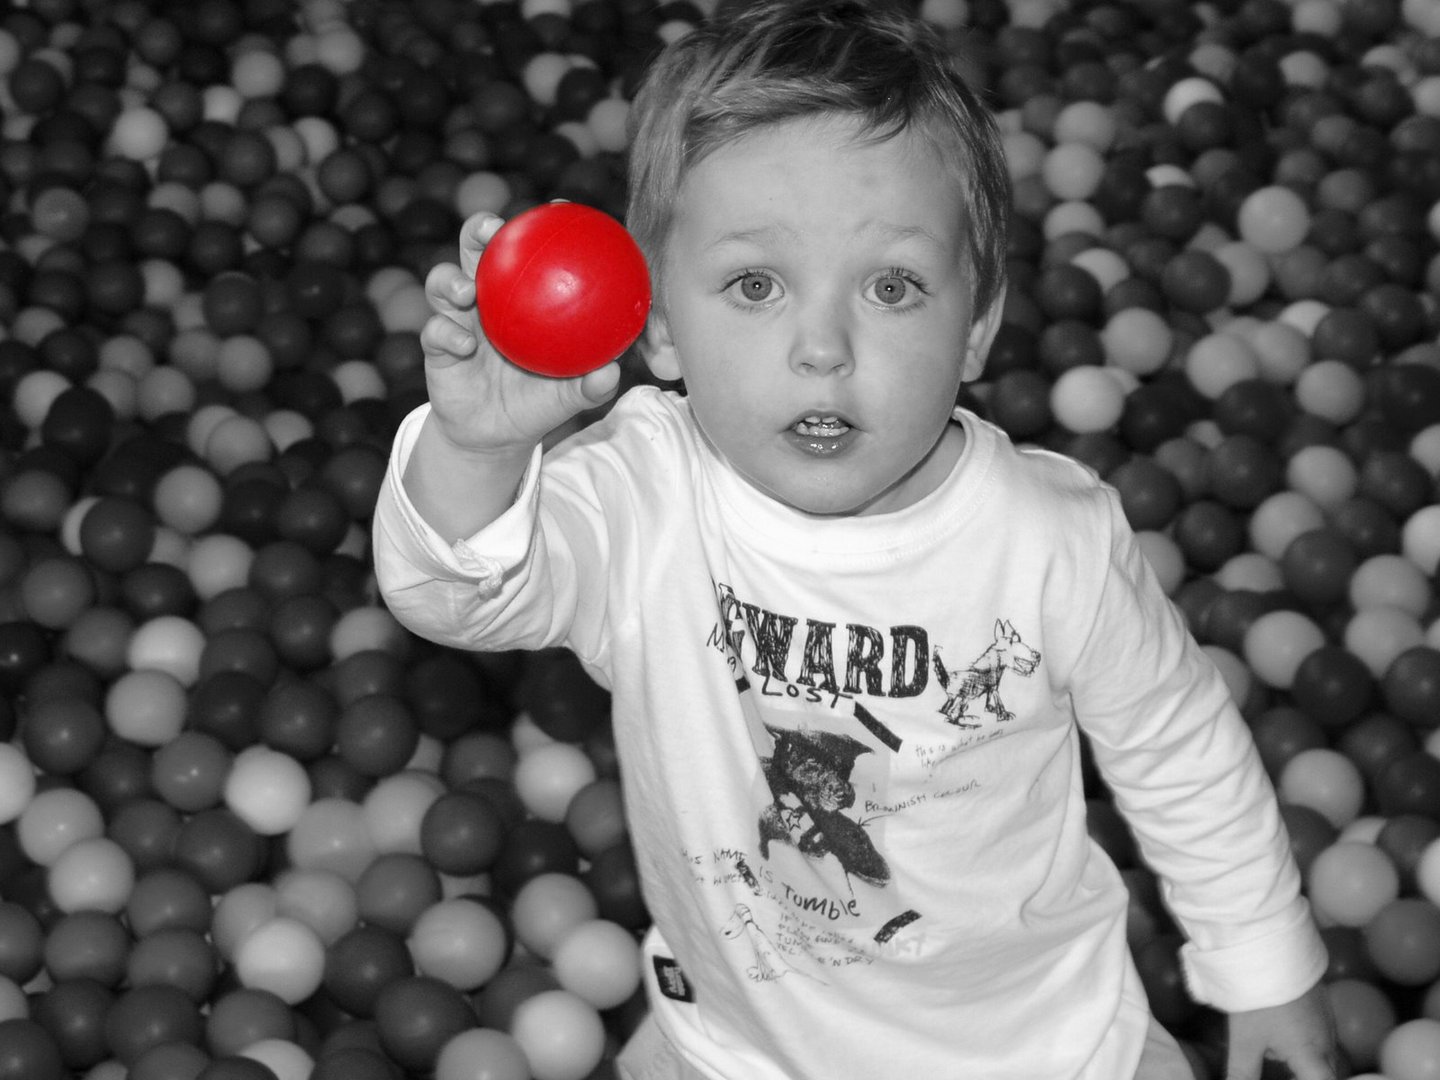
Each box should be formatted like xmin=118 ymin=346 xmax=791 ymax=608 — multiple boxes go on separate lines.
xmin=419 ymin=211 xmax=623 ymax=456
xmin=1225 ymin=981 xmax=1339 ymax=1080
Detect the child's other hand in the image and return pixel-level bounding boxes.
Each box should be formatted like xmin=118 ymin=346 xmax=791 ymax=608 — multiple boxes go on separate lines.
xmin=1225 ymin=981 xmax=1339 ymax=1080
xmin=420 ymin=211 xmax=623 ymax=455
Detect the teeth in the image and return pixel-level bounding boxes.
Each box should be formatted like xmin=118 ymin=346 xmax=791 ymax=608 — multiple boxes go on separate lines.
xmin=794 ymin=416 xmax=848 ymax=436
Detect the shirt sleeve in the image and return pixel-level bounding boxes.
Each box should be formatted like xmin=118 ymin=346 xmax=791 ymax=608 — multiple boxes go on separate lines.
xmin=371 ymin=402 xmax=606 ymax=660
xmin=1068 ymin=486 xmax=1327 ymax=1013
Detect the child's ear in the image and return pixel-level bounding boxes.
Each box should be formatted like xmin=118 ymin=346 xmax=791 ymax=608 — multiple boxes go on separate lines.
xmin=640 ymin=314 xmax=683 ymax=382
xmin=962 ymin=287 xmax=1007 ymax=383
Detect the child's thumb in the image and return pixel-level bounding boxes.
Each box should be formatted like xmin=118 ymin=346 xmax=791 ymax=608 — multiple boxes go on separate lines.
xmin=576 ymin=362 xmax=623 ymax=408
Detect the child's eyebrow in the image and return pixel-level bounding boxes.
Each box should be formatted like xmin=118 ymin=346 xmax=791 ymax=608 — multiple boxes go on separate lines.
xmin=706 ymin=221 xmax=953 ymax=253
xmin=706 ymin=224 xmax=796 ymax=250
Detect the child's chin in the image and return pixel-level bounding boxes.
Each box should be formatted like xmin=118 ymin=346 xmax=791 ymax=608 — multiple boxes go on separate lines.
xmin=761 ymin=480 xmax=883 ymax=519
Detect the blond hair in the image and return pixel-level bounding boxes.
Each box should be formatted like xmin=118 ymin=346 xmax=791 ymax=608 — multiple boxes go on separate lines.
xmin=626 ymin=0 xmax=1009 ymax=313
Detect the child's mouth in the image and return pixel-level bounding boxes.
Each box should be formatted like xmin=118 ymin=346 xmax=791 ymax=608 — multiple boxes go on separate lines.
xmin=793 ymin=415 xmax=850 ymax=437
xmin=787 ymin=414 xmax=856 ymax=455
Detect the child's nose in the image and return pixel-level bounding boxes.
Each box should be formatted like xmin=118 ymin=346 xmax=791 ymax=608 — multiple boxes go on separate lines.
xmin=787 ymin=303 xmax=854 ymax=376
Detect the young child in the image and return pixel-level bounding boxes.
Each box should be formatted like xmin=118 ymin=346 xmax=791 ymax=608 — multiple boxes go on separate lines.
xmin=373 ymin=2 xmax=1338 ymax=1077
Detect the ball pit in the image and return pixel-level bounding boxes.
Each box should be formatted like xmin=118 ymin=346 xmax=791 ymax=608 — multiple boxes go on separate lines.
xmin=0 ymin=0 xmax=1438 ymax=1077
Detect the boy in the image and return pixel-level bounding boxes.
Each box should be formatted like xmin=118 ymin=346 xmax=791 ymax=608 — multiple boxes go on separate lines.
xmin=373 ymin=2 xmax=1337 ymax=1077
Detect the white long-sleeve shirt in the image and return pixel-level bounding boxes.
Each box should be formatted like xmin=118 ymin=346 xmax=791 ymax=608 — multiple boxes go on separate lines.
xmin=373 ymin=386 xmax=1326 ymax=1080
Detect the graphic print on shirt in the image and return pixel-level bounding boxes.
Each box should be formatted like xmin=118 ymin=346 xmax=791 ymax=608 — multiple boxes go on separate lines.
xmin=757 ymin=725 xmax=890 ymax=886
xmin=697 ymin=579 xmax=1043 ymax=983
xmin=934 ymin=619 xmax=1042 ymax=727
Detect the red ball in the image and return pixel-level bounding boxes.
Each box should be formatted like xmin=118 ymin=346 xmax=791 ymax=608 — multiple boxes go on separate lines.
xmin=476 ymin=203 xmax=651 ymax=378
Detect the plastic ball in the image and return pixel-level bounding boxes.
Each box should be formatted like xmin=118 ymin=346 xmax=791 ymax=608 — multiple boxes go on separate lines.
xmin=356 ymin=852 xmax=442 ymax=935
xmin=1352 ymin=554 xmax=1432 ymax=616
xmin=373 ymin=976 xmax=477 ymax=1074
xmin=21 ymin=557 xmax=98 ymax=631
xmin=1328 ymin=978 xmax=1397 ymax=1072
xmin=79 ymin=497 xmax=157 ymax=576
xmin=564 ymin=778 xmax=627 ymax=858
xmin=511 ymin=872 xmax=598 ymax=961
xmin=108 ymin=799 xmax=185 ymax=875
xmin=1384 ymin=647 xmax=1440 ymax=727
xmin=33 ymin=976 xmax=119 ymax=1070
xmin=0 ymin=744 xmax=38 ymax=825
xmin=434 ymin=1028 xmax=530 ymax=1080
xmin=232 ymin=917 xmax=326 ymax=1005
xmin=1416 ymin=841 xmax=1440 ymax=909
xmin=18 ymin=787 xmax=105 ymax=866
xmin=221 ymin=746 xmax=311 ymax=836
xmin=514 ymin=742 xmax=597 ymax=824
xmin=550 ymin=918 xmax=642 ymax=1010
xmin=1281 ymin=529 xmax=1359 ymax=607
xmin=1237 ymin=186 xmax=1312 ymax=254
xmin=1378 ymin=753 xmax=1440 ymax=819
xmin=286 ymin=798 xmax=378 ymax=883
xmin=508 ymin=989 xmax=605 ymax=1080
xmin=150 ymin=731 xmax=233 ymax=814
xmin=240 ymin=1038 xmax=312 ymax=1080
xmin=1184 ymin=334 xmax=1260 ymax=401
xmin=1366 ymin=900 xmax=1440 ymax=986
xmin=106 ymin=669 xmax=188 ymax=747
xmin=1242 ymin=610 xmax=1326 ymax=689
xmin=197 ymin=1055 xmax=283 ymax=1080
xmin=1346 ymin=607 xmax=1427 ymax=679
xmin=407 ymin=898 xmax=510 ymax=991
xmin=103 ymin=983 xmax=204 ymax=1066
xmin=419 ymin=791 xmax=507 ymax=876
xmin=1307 ymin=841 xmax=1401 ymax=927
xmin=127 ymin=616 xmax=206 ymax=686
xmin=1403 ymin=505 xmax=1440 ymax=576
xmin=127 ymin=926 xmax=219 ymax=1002
xmin=337 ymin=695 xmax=421 ymax=779
xmin=125 ymin=868 xmax=212 ymax=939
xmin=1279 ymin=748 xmax=1366 ymax=829
xmin=1296 ymin=359 xmax=1367 ymax=425
xmin=309 ymin=1045 xmax=399 ymax=1080
xmin=1100 ymin=308 xmax=1172 ymax=377
xmin=170 ymin=809 xmax=266 ymax=895
xmin=0 ymin=1017 xmax=68 ymax=1080
xmin=1049 ymin=366 xmax=1126 ymax=434
xmin=48 ymin=837 xmax=135 ymax=915
xmin=1381 ymin=1017 xmax=1440 ymax=1080
xmin=204 ymin=987 xmax=297 ymax=1059
xmin=476 ymin=203 xmax=650 ymax=378
xmin=323 ymin=924 xmax=413 ymax=1019
xmin=272 ymin=868 xmax=357 ymax=947
xmin=1291 ymin=646 xmax=1374 ymax=730
xmin=1286 ymin=445 xmax=1357 ymax=510
xmin=1212 ymin=242 xmax=1272 ymax=307
xmin=1041 ymin=143 xmax=1105 ymax=201
xmin=362 ymin=771 xmax=444 ymax=855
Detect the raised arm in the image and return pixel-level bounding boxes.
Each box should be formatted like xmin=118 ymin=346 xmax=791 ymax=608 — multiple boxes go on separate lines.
xmin=403 ymin=212 xmax=622 ymax=542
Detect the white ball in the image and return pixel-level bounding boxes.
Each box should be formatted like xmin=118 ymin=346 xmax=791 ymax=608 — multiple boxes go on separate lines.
xmin=233 ymin=916 xmax=327 ymax=1004
xmin=515 ymin=742 xmax=598 ymax=823
xmin=552 ymin=919 xmax=643 ymax=1009
xmin=510 ymin=990 xmax=607 ymax=1080
xmin=226 ymin=746 xmax=313 ymax=836
xmin=0 ymin=744 xmax=37 ymax=825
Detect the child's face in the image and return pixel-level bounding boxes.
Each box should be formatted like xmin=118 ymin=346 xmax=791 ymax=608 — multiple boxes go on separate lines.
xmin=646 ymin=114 xmax=1002 ymax=517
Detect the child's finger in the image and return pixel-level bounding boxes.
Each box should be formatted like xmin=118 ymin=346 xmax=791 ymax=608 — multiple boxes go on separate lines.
xmin=457 ymin=212 xmax=505 ymax=282
xmin=424 ymin=262 xmax=475 ymax=316
xmin=419 ymin=312 xmax=477 ymax=368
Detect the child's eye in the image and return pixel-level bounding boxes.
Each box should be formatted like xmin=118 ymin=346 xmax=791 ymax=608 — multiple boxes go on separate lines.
xmin=724 ymin=271 xmax=781 ymax=305
xmin=868 ymin=271 xmax=925 ymax=308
